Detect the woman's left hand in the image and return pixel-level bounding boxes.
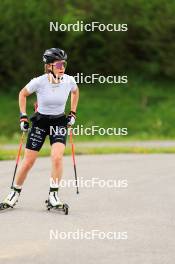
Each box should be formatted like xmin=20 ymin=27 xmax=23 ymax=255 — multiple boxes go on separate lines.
xmin=67 ymin=111 xmax=76 ymax=127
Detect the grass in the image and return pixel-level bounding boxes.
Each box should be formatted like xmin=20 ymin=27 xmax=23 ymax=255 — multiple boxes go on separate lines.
xmin=0 ymin=76 xmax=175 ymax=143
xmin=1 ymin=146 xmax=175 ymax=160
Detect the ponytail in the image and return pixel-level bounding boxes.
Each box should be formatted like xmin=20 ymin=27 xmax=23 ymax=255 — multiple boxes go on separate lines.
xmin=44 ymin=64 xmax=50 ymax=73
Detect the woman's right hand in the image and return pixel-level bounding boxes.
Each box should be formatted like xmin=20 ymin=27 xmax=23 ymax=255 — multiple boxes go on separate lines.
xmin=20 ymin=113 xmax=29 ymax=132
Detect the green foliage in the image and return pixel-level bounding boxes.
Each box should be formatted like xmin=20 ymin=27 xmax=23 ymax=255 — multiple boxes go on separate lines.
xmin=0 ymin=0 xmax=175 ymax=92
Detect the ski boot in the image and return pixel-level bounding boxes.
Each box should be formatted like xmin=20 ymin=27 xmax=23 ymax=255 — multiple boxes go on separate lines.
xmin=0 ymin=187 xmax=21 ymax=211
xmin=45 ymin=188 xmax=69 ymax=215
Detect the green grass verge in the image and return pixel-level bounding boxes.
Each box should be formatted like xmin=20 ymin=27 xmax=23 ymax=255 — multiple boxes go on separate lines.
xmin=0 ymin=146 xmax=175 ymax=160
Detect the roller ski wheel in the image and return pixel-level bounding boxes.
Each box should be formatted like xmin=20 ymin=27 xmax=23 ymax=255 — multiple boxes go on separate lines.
xmin=45 ymin=200 xmax=69 ymax=215
xmin=0 ymin=203 xmax=13 ymax=211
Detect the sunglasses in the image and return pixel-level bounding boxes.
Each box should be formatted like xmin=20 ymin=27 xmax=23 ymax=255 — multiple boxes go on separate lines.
xmin=52 ymin=61 xmax=67 ymax=69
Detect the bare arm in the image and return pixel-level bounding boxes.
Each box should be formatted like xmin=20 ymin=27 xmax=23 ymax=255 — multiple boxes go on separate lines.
xmin=71 ymin=86 xmax=79 ymax=113
xmin=19 ymin=87 xmax=31 ymax=114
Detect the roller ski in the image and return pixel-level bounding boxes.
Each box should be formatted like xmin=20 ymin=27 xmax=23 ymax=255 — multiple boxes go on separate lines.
xmin=0 ymin=187 xmax=21 ymax=211
xmin=45 ymin=188 xmax=69 ymax=215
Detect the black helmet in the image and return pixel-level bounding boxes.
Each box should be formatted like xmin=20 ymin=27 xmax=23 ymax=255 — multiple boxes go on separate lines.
xmin=43 ymin=48 xmax=67 ymax=64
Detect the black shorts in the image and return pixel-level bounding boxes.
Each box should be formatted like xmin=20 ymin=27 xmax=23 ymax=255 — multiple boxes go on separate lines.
xmin=26 ymin=112 xmax=68 ymax=151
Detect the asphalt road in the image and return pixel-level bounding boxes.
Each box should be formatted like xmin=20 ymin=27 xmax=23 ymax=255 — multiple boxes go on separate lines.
xmin=0 ymin=154 xmax=174 ymax=264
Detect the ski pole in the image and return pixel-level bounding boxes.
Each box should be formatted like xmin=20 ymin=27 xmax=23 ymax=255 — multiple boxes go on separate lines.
xmin=11 ymin=132 xmax=25 ymax=189
xmin=70 ymin=129 xmax=79 ymax=194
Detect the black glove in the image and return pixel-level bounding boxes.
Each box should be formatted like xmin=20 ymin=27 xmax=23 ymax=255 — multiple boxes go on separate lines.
xmin=67 ymin=111 xmax=76 ymax=126
xmin=20 ymin=113 xmax=29 ymax=132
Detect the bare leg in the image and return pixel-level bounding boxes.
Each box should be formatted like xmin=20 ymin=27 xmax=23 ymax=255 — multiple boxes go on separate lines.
xmin=15 ymin=148 xmax=38 ymax=186
xmin=50 ymin=142 xmax=65 ymax=185
xmin=2 ymin=148 xmax=39 ymax=207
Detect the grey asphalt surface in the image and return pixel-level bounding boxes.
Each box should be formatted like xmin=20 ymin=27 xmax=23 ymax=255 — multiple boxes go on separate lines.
xmin=0 ymin=154 xmax=175 ymax=264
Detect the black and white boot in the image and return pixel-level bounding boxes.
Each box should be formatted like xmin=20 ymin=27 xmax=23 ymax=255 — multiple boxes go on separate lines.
xmin=45 ymin=187 xmax=69 ymax=215
xmin=0 ymin=187 xmax=22 ymax=210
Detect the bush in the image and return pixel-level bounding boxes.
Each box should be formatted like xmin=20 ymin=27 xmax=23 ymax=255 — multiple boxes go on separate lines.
xmin=0 ymin=0 xmax=175 ymax=92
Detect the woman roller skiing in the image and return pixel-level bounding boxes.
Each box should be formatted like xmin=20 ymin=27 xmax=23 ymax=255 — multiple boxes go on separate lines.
xmin=0 ymin=48 xmax=79 ymax=213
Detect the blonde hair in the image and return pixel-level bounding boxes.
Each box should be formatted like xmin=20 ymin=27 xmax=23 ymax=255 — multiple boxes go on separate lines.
xmin=44 ymin=64 xmax=51 ymax=73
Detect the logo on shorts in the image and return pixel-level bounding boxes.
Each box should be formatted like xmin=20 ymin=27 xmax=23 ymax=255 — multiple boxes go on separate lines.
xmin=35 ymin=130 xmax=41 ymax=135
